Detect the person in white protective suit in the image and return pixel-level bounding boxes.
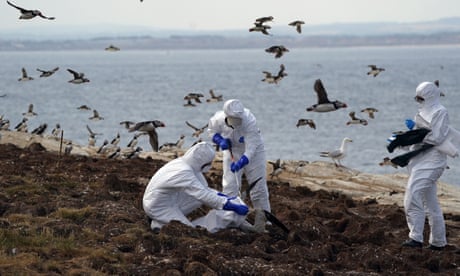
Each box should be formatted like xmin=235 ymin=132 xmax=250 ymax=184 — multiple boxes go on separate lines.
xmin=142 ymin=142 xmax=250 ymax=233
xmin=401 ymin=81 xmax=459 ymax=251
xmin=208 ymin=99 xmax=271 ymax=213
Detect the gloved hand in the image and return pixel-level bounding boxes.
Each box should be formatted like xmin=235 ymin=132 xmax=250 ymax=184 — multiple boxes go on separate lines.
xmin=212 ymin=133 xmax=231 ymax=151
xmin=230 ymin=155 xmax=249 ymax=173
xmin=223 ymin=198 xmax=249 ymax=216
xmin=405 ymin=119 xmax=415 ymax=130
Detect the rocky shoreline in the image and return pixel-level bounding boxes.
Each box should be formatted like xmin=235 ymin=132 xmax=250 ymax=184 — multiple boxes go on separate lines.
xmin=2 ymin=130 xmax=459 ymax=214
xmin=1 ymin=130 xmax=460 ymax=275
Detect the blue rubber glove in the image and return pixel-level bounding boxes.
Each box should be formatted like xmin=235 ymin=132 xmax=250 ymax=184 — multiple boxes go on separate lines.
xmin=405 ymin=119 xmax=415 ymax=130
xmin=217 ymin=192 xmax=231 ymax=198
xmin=230 ymin=155 xmax=249 ymax=173
xmin=212 ymin=133 xmax=231 ymax=151
xmin=223 ymin=198 xmax=249 ymax=216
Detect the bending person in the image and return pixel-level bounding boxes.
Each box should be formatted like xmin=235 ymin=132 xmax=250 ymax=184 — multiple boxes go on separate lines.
xmin=208 ymin=99 xmax=271 ymax=213
xmin=143 ymin=142 xmax=248 ymax=232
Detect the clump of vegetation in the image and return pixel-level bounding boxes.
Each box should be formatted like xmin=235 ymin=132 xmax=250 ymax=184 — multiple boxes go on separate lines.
xmin=53 ymin=207 xmax=93 ymax=224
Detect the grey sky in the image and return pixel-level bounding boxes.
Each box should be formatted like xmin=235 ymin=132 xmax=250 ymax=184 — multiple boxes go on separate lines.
xmin=2 ymin=0 xmax=460 ymax=30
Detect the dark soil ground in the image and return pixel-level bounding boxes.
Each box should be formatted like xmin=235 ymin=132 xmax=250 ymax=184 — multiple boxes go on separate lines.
xmin=1 ymin=142 xmax=460 ymax=275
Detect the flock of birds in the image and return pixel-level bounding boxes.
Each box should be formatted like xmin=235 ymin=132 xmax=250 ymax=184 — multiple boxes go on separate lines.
xmin=2 ymin=3 xmax=443 ymax=171
xmin=1 ymin=3 xmax=389 ymax=168
xmin=2 ymin=0 xmax=223 ymax=160
xmin=245 ymin=15 xmax=391 ymax=168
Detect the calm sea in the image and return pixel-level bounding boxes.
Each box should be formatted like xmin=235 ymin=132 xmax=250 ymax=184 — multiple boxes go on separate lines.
xmin=1 ymin=46 xmax=460 ymax=186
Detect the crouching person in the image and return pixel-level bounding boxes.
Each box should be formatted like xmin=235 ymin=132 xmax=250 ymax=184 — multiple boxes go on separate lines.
xmin=142 ymin=142 xmax=249 ymax=233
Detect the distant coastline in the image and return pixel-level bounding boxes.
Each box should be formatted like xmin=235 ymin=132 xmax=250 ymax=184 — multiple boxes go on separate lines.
xmin=1 ymin=32 xmax=460 ymax=51
xmin=1 ymin=17 xmax=460 ymax=51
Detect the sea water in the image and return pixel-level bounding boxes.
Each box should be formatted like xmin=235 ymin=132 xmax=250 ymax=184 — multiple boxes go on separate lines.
xmin=1 ymin=45 xmax=460 ymax=186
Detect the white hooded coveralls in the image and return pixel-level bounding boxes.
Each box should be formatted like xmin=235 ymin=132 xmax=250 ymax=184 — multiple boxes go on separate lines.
xmin=208 ymin=99 xmax=271 ymax=212
xmin=142 ymin=142 xmax=246 ymax=232
xmin=405 ymin=81 xmax=450 ymax=247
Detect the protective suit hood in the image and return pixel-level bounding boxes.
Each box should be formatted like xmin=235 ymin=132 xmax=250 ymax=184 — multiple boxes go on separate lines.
xmin=416 ymin=81 xmax=442 ymax=123
xmin=223 ymin=99 xmax=245 ymax=128
xmin=224 ymin=99 xmax=245 ymax=118
xmin=181 ymin=142 xmax=215 ymax=172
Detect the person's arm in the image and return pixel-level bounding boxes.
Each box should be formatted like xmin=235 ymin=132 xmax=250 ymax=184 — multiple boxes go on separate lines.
xmin=423 ymin=110 xmax=449 ymax=146
xmin=240 ymin=112 xmax=263 ymax=160
xmin=180 ymin=171 xmax=227 ymax=209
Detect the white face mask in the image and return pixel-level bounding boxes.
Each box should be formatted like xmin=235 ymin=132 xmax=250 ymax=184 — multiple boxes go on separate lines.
xmin=225 ymin=116 xmax=242 ymax=128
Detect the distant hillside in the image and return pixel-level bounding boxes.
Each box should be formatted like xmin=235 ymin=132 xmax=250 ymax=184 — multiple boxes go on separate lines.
xmin=0 ymin=17 xmax=459 ymax=50
xmin=1 ymin=32 xmax=460 ymax=51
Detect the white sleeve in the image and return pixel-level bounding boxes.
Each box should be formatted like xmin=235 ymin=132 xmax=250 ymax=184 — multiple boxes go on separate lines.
xmin=423 ymin=109 xmax=449 ymax=146
xmin=207 ymin=111 xmax=224 ymax=138
xmin=241 ymin=112 xmax=264 ymax=161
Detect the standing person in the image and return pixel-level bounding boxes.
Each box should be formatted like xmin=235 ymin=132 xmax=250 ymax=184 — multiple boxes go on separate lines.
xmin=208 ymin=99 xmax=271 ymax=213
xmin=401 ymin=81 xmax=454 ymax=250
xmin=142 ymin=142 xmax=249 ymax=232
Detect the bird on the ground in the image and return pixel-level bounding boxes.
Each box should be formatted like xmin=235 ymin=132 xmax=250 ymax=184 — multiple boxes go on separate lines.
xmin=31 ymin=123 xmax=47 ymax=135
xmin=7 ymin=1 xmax=55 ymax=20
xmin=128 ymin=120 xmax=166 ymax=152
xmin=107 ymin=147 xmax=121 ymax=159
xmin=268 ymin=158 xmax=285 ymax=179
xmin=191 ymin=137 xmax=203 ymax=147
xmin=64 ymin=141 xmax=73 ymax=155
xmin=125 ymin=146 xmax=143 ymax=159
xmin=0 ymin=119 xmax=10 ymax=130
xmin=97 ymin=139 xmax=109 ymax=154
xmin=18 ymin=67 xmax=33 ymax=81
xmin=361 ymin=107 xmax=378 ymax=119
xmin=346 ymin=111 xmax=368 ymax=126
xmin=89 ymin=110 xmax=104 ymax=121
xmin=288 ymin=20 xmax=305 ymax=34
xmin=379 ymin=157 xmax=398 ymax=168
xmin=175 ymin=134 xmax=186 ymax=148
xmin=126 ymin=132 xmax=145 ymax=148
xmin=306 ymin=79 xmax=347 ymax=112
xmin=296 ymin=118 xmax=316 ymax=129
xmin=186 ymin=121 xmax=208 ymax=137
xmin=51 ymin=123 xmax=62 ymax=137
xmin=262 ymin=64 xmax=287 ymax=84
xmin=320 ymin=137 xmax=353 ymax=167
xmin=265 ymin=45 xmax=289 ymax=58
xmin=206 ymin=89 xmax=223 ymax=102
xmin=14 ymin=118 xmax=28 ymax=132
xmin=367 ymin=65 xmax=385 ymax=77
xmin=77 ymin=105 xmax=91 ymax=111
xmin=22 ymin=103 xmax=37 ymax=117
xmin=110 ymin=133 xmax=121 ymax=146
xmin=67 ymin=68 xmax=90 ymax=84
xmin=159 ymin=134 xmax=186 ymax=151
xmin=36 ymin=67 xmax=59 ymax=77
